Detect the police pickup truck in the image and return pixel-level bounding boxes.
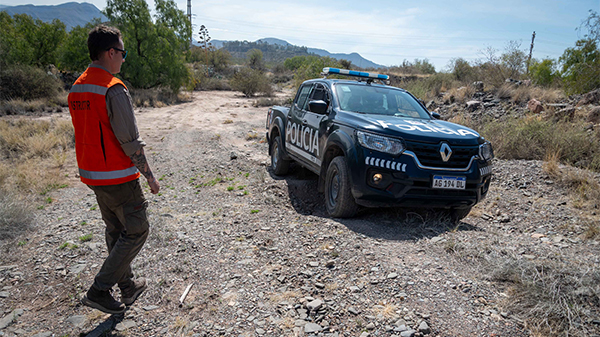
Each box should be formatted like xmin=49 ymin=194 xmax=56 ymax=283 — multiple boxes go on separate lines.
xmin=266 ymin=68 xmax=493 ymax=219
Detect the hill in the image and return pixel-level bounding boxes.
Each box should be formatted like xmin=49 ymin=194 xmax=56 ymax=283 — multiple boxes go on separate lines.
xmin=0 ymin=2 xmax=106 ymax=31
xmin=207 ymin=37 xmax=384 ymax=69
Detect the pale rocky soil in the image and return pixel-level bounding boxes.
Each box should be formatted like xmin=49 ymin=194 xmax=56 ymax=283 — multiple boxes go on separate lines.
xmin=1 ymin=90 xmax=599 ymax=337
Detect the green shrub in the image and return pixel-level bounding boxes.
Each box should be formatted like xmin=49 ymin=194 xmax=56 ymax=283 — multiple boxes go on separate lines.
xmin=0 ymin=65 xmax=62 ymax=101
xmin=230 ymin=67 xmax=272 ymax=97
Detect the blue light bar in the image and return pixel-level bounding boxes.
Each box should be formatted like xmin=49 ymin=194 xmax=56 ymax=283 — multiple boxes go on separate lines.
xmin=323 ymin=67 xmax=389 ymax=80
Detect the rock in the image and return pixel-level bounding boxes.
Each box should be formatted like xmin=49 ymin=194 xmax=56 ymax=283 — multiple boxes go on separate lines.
xmin=471 ymin=81 xmax=484 ymax=91
xmin=0 ymin=309 xmax=24 ymax=329
xmin=306 ymin=299 xmax=323 ymax=311
xmin=115 ymin=320 xmax=136 ymax=331
xmin=366 ymin=322 xmax=376 ymax=330
xmin=348 ymin=307 xmax=360 ymax=315
xmin=230 ymin=152 xmax=238 ymax=160
xmin=31 ymin=333 xmax=52 ymax=337
xmin=0 ymin=292 xmax=8 ymax=298
xmin=69 ymin=263 xmax=87 ymax=275
xmin=466 ymin=100 xmax=482 ymax=111
xmin=325 ymin=260 xmax=335 ymax=268
xmin=394 ymin=324 xmax=409 ymax=332
xmin=587 ymin=106 xmax=600 ymax=124
xmin=418 ymin=321 xmax=431 ymax=334
xmin=578 ymin=88 xmax=600 ymax=105
xmin=294 ymin=319 xmax=307 ymax=327
xmin=554 ymin=107 xmax=575 ymax=121
xmin=387 ymin=273 xmax=398 ymax=279
xmin=527 ymin=99 xmax=544 ymax=113
xmin=143 ymin=305 xmax=160 ymax=311
xmin=359 ymin=333 xmax=370 ymax=337
xmin=304 ymin=322 xmax=322 ymax=333
xmin=348 ymin=286 xmax=361 ymax=293
xmin=65 ymin=315 xmax=87 ymax=328
xmin=400 ymin=329 xmax=416 ymax=337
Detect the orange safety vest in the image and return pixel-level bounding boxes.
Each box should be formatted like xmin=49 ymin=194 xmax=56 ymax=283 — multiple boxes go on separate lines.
xmin=68 ymin=66 xmax=140 ymax=186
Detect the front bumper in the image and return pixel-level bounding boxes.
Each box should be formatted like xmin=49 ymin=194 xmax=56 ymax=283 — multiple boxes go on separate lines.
xmin=349 ymin=150 xmax=492 ymax=209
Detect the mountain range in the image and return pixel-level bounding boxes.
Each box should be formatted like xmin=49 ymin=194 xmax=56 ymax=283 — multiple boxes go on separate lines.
xmin=1 ymin=2 xmax=383 ymax=68
xmin=211 ymin=37 xmax=384 ymax=69
xmin=0 ymin=2 xmax=107 ymax=31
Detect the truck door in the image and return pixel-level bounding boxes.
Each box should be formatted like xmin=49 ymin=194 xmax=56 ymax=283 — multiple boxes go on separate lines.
xmin=285 ymin=83 xmax=324 ymax=173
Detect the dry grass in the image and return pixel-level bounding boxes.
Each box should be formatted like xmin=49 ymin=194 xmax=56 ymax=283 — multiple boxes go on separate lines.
xmin=0 ymin=118 xmax=74 ymax=196
xmin=370 ymin=303 xmax=399 ymax=319
xmin=543 ymin=154 xmax=600 ymax=210
xmin=494 ymin=84 xmax=565 ymax=105
xmin=480 ymin=116 xmax=600 ymax=171
xmin=443 ymin=86 xmax=476 ymax=104
xmin=490 ymin=257 xmax=600 ymax=337
xmin=0 ymin=188 xmax=32 ymax=240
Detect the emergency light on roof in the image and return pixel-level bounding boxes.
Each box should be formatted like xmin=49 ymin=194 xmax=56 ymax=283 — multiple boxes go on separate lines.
xmin=322 ymin=67 xmax=389 ymax=80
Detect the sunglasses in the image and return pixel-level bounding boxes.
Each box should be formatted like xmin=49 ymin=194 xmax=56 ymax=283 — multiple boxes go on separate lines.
xmin=107 ymin=47 xmax=127 ymax=60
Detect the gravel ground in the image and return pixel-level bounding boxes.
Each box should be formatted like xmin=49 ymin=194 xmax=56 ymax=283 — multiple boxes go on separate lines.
xmin=1 ymin=91 xmax=599 ymax=337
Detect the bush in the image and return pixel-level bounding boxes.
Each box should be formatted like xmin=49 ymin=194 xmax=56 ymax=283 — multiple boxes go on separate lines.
xmin=230 ymin=67 xmax=272 ymax=97
xmin=0 ymin=188 xmax=32 ymax=240
xmin=0 ymin=65 xmax=62 ymax=101
xmin=479 ymin=116 xmax=600 ymax=170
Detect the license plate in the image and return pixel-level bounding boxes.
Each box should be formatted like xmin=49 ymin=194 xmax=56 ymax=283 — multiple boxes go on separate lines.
xmin=432 ymin=175 xmax=466 ymax=190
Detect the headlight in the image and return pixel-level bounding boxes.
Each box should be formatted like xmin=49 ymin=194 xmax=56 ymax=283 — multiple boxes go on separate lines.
xmin=479 ymin=142 xmax=494 ymax=161
xmin=357 ymin=131 xmax=405 ymax=155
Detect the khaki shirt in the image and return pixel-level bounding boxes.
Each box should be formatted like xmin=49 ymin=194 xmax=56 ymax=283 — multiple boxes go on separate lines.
xmin=89 ymin=64 xmax=145 ymax=157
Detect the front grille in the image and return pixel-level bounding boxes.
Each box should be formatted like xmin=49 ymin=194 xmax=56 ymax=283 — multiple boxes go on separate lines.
xmin=404 ymin=140 xmax=478 ymax=169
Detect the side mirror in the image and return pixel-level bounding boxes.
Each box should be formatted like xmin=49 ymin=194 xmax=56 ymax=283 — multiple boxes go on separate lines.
xmin=308 ymin=100 xmax=328 ymax=114
xmin=431 ymin=112 xmax=441 ymax=119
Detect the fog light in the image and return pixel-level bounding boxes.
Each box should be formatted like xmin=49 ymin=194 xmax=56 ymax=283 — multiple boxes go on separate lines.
xmin=372 ymin=173 xmax=383 ymax=184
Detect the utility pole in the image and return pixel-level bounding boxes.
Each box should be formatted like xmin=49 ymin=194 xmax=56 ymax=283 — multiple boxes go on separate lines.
xmin=187 ymin=0 xmax=192 ymax=47
xmin=526 ymin=31 xmax=536 ymax=75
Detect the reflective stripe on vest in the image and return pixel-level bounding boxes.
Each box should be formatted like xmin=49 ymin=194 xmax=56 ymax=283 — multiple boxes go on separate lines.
xmin=70 ymin=84 xmax=108 ymax=95
xmin=79 ymin=166 xmax=139 ymax=181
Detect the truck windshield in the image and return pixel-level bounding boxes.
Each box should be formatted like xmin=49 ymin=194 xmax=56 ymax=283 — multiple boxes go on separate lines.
xmin=334 ymin=84 xmax=430 ymax=119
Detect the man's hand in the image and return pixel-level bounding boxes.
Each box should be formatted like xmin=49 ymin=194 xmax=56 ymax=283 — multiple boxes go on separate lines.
xmin=147 ymin=177 xmax=160 ymax=194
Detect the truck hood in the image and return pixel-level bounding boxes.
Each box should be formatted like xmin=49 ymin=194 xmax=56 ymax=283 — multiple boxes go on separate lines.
xmin=338 ymin=112 xmax=482 ymax=145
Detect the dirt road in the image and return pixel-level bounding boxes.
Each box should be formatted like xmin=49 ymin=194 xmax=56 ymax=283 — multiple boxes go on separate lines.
xmin=1 ymin=91 xmax=599 ymax=337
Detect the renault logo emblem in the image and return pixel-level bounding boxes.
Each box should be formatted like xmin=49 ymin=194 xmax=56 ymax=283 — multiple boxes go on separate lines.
xmin=440 ymin=143 xmax=452 ymax=162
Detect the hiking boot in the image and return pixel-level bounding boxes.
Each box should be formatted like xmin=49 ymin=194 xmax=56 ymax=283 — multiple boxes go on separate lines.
xmin=119 ymin=278 xmax=147 ymax=306
xmin=81 ymin=286 xmax=126 ymax=314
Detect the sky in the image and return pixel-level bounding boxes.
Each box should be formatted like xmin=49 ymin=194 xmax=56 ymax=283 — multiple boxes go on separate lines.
xmin=5 ymin=0 xmax=600 ymax=71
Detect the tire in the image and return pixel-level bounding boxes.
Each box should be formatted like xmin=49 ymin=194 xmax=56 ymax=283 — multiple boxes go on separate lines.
xmin=325 ymin=156 xmax=359 ymax=218
xmin=270 ymin=135 xmax=290 ymax=176
xmin=450 ymin=207 xmax=472 ymax=223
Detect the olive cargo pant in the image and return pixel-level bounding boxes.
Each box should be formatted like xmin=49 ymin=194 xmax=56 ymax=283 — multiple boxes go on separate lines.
xmin=88 ymin=179 xmax=149 ymax=291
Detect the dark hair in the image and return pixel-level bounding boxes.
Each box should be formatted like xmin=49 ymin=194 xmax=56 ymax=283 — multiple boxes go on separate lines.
xmin=87 ymin=25 xmax=122 ymax=61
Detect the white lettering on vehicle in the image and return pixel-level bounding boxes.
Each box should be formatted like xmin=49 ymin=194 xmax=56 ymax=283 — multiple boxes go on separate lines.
xmin=375 ymin=119 xmax=478 ymax=137
xmin=286 ymin=121 xmax=319 ymax=157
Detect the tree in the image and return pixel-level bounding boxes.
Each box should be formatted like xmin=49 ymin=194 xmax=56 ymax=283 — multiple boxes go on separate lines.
xmin=448 ymin=57 xmax=475 ymax=82
xmin=560 ymin=10 xmax=600 ymax=94
xmin=230 ymin=67 xmax=271 ymax=97
xmin=529 ymin=58 xmax=558 ymax=87
xmin=104 ymin=0 xmax=191 ymax=93
xmin=247 ymin=49 xmax=264 ymax=70
xmin=560 ymin=39 xmax=600 ymax=94
xmin=0 ymin=12 xmax=66 ymax=68
xmin=58 ymin=20 xmax=102 ymax=72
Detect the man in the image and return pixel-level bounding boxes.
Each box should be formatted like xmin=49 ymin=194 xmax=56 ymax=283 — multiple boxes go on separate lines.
xmin=68 ymin=25 xmax=160 ymax=314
